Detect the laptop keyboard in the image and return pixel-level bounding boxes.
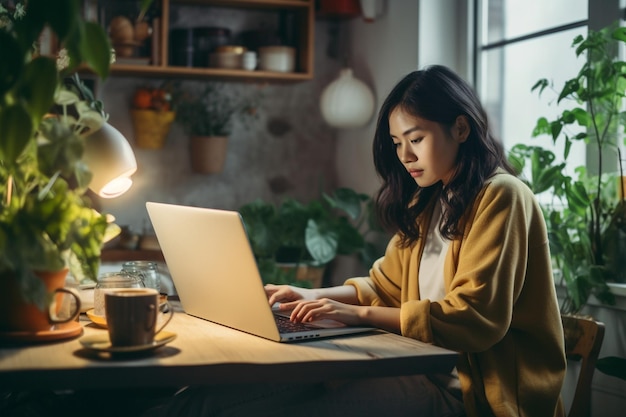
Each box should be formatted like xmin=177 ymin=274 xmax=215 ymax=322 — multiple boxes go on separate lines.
xmin=275 ymin=314 xmax=312 ymax=333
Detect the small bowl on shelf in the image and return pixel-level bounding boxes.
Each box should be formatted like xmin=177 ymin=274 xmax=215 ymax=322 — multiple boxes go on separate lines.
xmin=258 ymin=46 xmax=295 ymax=73
xmin=210 ymin=45 xmax=247 ymax=69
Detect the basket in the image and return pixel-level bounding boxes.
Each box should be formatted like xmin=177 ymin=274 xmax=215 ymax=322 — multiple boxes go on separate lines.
xmin=131 ymin=109 xmax=176 ymax=149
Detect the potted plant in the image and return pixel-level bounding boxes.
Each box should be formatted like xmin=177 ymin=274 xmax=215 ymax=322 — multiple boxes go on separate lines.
xmin=508 ymin=23 xmax=626 ymax=315
xmin=239 ymin=187 xmax=383 ymax=287
xmin=171 ymin=81 xmax=260 ymax=173
xmin=0 ymin=0 xmax=120 ymax=330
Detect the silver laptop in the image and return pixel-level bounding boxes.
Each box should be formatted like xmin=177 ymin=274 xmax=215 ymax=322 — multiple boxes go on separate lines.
xmin=146 ymin=201 xmax=375 ymax=342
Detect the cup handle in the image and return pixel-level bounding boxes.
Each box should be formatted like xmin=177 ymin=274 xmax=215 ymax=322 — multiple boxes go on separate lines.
xmin=48 ymin=287 xmax=82 ymax=324
xmin=155 ymin=301 xmax=174 ymax=334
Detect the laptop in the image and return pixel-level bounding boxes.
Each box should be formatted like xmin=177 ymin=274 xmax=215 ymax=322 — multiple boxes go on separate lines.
xmin=146 ymin=201 xmax=375 ymax=342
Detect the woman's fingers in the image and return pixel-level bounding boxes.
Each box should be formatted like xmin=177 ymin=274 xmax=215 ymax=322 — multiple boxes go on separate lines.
xmin=265 ymin=284 xmax=304 ymax=306
xmin=289 ymin=299 xmax=363 ymax=325
xmin=290 ymin=299 xmax=332 ymax=322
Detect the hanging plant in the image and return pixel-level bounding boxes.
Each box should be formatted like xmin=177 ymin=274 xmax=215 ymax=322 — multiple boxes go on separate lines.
xmin=170 ymin=81 xmax=261 ymax=137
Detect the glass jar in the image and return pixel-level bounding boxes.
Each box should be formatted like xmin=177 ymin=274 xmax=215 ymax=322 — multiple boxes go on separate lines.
xmin=122 ymin=260 xmax=160 ymax=292
xmin=93 ymin=271 xmax=144 ymax=316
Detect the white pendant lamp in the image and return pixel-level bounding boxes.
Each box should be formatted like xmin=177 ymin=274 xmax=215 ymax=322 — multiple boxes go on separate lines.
xmin=83 ymin=122 xmax=137 ymax=198
xmin=320 ymin=68 xmax=375 ymax=129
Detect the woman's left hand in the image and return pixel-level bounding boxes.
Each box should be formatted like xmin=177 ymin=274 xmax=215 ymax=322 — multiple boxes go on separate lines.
xmin=288 ymin=298 xmax=365 ymax=326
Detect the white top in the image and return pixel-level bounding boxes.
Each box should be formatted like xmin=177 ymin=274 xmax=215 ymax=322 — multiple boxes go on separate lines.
xmin=418 ymin=202 xmax=450 ymax=301
xmin=417 ymin=201 xmax=461 ymax=397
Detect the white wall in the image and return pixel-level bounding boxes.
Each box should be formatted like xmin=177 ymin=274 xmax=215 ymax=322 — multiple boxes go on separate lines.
xmin=336 ymin=0 xmax=470 ymax=195
xmin=333 ymin=1 xmax=418 ymax=196
xmin=418 ymin=0 xmax=471 ymax=78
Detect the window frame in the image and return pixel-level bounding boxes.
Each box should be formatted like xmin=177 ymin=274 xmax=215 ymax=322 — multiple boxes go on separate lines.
xmin=473 ymin=0 xmax=624 ymax=174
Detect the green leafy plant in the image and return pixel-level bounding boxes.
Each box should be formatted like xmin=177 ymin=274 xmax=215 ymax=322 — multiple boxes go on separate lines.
xmin=596 ymin=356 xmax=626 ymax=381
xmin=508 ymin=23 xmax=626 ymax=314
xmin=171 ymin=81 xmax=260 ymax=137
xmin=239 ymin=188 xmax=383 ymax=286
xmin=0 ymin=0 xmax=118 ymax=308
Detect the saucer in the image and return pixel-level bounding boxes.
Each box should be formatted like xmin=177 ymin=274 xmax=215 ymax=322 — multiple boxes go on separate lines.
xmin=79 ymin=331 xmax=176 ymax=354
xmin=85 ymin=309 xmax=107 ymax=328
xmin=0 ymin=320 xmax=83 ymax=343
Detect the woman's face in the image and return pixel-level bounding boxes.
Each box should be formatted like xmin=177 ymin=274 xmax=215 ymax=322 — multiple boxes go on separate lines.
xmin=389 ymin=107 xmax=468 ymax=187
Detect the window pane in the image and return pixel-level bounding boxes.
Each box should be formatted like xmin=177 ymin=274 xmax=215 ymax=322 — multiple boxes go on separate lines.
xmin=480 ymin=28 xmax=587 ymax=180
xmin=483 ymin=0 xmax=587 ymax=44
xmin=622 ymin=16 xmax=626 ymax=163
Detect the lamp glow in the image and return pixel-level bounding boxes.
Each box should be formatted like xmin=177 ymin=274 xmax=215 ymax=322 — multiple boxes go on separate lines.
xmin=84 ymin=123 xmax=137 ymax=198
xmin=99 ymin=176 xmax=134 ymax=198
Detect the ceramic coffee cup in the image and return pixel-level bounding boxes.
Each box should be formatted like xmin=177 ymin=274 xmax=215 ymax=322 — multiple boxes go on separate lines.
xmin=104 ymin=288 xmax=173 ymax=347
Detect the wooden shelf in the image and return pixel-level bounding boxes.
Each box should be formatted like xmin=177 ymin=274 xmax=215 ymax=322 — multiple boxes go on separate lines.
xmin=98 ymin=0 xmax=314 ymax=82
xmin=109 ymin=63 xmax=313 ymax=81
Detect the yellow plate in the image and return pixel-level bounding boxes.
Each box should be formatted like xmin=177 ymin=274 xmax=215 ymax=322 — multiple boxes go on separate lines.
xmin=85 ymin=309 xmax=107 ymax=328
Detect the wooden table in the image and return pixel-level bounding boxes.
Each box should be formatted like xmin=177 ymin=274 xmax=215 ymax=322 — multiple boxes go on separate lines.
xmin=0 ymin=306 xmax=459 ymax=391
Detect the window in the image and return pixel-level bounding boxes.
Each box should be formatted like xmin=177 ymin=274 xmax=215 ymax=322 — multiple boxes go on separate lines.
xmin=476 ymin=0 xmax=624 ymax=180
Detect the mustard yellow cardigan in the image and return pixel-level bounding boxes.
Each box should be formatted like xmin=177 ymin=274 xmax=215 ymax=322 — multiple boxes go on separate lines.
xmin=345 ymin=171 xmax=566 ymax=417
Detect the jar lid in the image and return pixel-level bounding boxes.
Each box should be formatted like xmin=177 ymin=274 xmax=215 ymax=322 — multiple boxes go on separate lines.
xmin=215 ymin=45 xmax=247 ymax=54
xmin=123 ymin=260 xmax=158 ymax=269
xmin=96 ymin=271 xmax=143 ymax=287
xmin=258 ymin=46 xmax=295 ymax=55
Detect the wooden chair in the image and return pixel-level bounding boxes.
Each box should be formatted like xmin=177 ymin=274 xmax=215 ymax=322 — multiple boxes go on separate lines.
xmin=561 ymin=315 xmax=606 ymax=417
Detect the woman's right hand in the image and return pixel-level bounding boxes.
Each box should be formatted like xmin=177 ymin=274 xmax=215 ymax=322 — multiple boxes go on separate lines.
xmin=265 ymin=284 xmax=317 ymax=308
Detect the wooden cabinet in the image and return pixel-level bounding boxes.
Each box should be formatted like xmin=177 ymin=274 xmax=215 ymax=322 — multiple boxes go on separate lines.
xmin=96 ymin=0 xmax=314 ymax=82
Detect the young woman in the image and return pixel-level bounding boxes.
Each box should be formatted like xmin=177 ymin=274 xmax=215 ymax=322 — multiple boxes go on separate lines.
xmin=265 ymin=65 xmax=566 ymax=417
xmin=147 ymin=65 xmax=566 ymax=417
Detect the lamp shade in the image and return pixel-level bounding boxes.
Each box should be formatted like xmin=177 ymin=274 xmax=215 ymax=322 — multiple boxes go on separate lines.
xmin=83 ymin=123 xmax=137 ymax=198
xmin=320 ymin=68 xmax=375 ymax=129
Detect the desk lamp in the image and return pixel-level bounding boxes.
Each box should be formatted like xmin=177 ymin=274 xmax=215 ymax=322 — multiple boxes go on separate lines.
xmin=84 ymin=122 xmax=137 ymax=198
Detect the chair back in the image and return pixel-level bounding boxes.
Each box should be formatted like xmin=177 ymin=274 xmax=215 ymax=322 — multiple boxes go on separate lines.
xmin=562 ymin=314 xmax=605 ymax=417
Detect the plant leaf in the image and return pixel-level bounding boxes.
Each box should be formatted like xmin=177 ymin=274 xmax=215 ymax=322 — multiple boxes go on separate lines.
xmin=0 ymin=104 xmax=33 ymax=166
xmin=532 ymin=117 xmax=550 ymax=137
xmin=0 ymin=31 xmax=23 ymax=97
xmin=78 ymin=21 xmax=111 ymax=79
xmin=558 ymin=79 xmax=579 ymax=103
xmin=15 ymin=57 xmax=58 ymax=124
xmin=305 ymin=219 xmax=338 ymax=264
xmin=531 ymin=78 xmax=550 ymax=95
xmin=596 ymin=356 xmax=626 ymax=381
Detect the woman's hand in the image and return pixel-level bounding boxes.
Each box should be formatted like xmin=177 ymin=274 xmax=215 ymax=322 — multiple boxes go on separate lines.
xmin=265 ymin=284 xmax=365 ymax=326
xmin=264 ymin=284 xmax=317 ymax=307
xmin=266 ymin=284 xmax=401 ymax=332
xmin=289 ymin=298 xmax=366 ymax=326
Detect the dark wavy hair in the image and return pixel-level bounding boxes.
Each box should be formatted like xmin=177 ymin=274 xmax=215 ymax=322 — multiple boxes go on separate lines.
xmin=373 ymin=65 xmax=515 ymax=246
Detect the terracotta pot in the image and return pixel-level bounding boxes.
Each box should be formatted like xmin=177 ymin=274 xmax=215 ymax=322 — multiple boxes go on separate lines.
xmin=189 ymin=135 xmax=228 ymax=173
xmin=0 ymin=269 xmax=81 ymax=332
